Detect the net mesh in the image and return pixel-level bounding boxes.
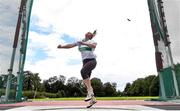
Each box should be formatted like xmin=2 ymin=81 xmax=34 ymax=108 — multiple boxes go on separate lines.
xmin=160 ymin=0 xmax=180 ymax=97
xmin=0 ymin=0 xmax=33 ymax=102
xmin=0 ymin=0 xmax=21 ymax=76
xmin=148 ymin=0 xmax=180 ymax=98
xmin=0 ymin=0 xmax=21 ymax=102
xmin=163 ymin=0 xmax=180 ymax=64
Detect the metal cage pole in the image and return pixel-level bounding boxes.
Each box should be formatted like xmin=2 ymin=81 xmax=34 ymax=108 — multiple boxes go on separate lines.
xmin=157 ymin=0 xmax=179 ymax=97
xmin=16 ymin=0 xmax=27 ymax=101
xmin=16 ymin=0 xmax=34 ymax=101
xmin=147 ymin=0 xmax=166 ymax=99
xmin=5 ymin=0 xmax=24 ymax=102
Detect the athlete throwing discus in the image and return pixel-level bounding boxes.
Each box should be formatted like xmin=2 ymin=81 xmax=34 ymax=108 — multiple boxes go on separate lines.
xmin=57 ymin=30 xmax=97 ymax=108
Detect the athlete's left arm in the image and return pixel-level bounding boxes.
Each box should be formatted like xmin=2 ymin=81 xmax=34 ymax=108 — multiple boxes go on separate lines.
xmin=78 ymin=41 xmax=97 ymax=48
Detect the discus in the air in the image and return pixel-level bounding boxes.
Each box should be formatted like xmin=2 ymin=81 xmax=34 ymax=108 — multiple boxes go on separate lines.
xmin=93 ymin=30 xmax=97 ymax=35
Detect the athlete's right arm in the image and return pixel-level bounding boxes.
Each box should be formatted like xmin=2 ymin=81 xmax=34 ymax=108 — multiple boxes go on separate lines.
xmin=57 ymin=43 xmax=77 ymax=49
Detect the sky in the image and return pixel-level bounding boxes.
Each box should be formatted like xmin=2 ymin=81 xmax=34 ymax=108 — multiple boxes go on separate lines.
xmin=23 ymin=0 xmax=159 ymax=91
xmin=0 ymin=0 xmax=179 ymax=91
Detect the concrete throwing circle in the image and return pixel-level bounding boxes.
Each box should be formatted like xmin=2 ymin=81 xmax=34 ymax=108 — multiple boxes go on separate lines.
xmin=40 ymin=107 xmax=130 ymax=111
xmin=4 ymin=106 xmax=166 ymax=111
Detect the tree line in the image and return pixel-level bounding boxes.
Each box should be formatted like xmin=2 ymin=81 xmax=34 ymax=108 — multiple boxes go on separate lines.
xmin=0 ymin=71 xmax=159 ymax=98
xmin=22 ymin=71 xmax=120 ymax=98
xmin=0 ymin=63 xmax=179 ymax=98
xmin=21 ymin=72 xmax=160 ymax=98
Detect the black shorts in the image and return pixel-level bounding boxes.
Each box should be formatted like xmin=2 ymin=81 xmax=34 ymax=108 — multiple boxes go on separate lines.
xmin=81 ymin=58 xmax=97 ymax=79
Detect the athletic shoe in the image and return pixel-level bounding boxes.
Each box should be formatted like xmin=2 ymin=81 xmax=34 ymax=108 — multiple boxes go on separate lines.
xmin=84 ymin=93 xmax=94 ymax=102
xmin=86 ymin=96 xmax=97 ymax=108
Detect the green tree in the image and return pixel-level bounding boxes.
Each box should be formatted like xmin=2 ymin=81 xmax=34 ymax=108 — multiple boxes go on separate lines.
xmin=116 ymin=90 xmax=123 ymax=96
xmin=23 ymin=71 xmax=41 ymax=91
xmin=144 ymin=75 xmax=156 ymax=96
xmin=43 ymin=76 xmax=58 ymax=93
xmin=123 ymin=75 xmax=159 ymax=96
xmin=123 ymin=82 xmax=131 ymax=96
xmin=103 ymin=82 xmax=117 ymax=96
xmin=0 ymin=76 xmax=3 ymax=88
xmin=59 ymin=75 xmax=66 ymax=84
xmin=66 ymin=77 xmax=82 ymax=97
xmin=91 ymin=77 xmax=104 ymax=96
xmin=54 ymin=75 xmax=66 ymax=93
xmin=43 ymin=75 xmax=66 ymax=94
xmin=0 ymin=75 xmax=8 ymax=89
xmin=149 ymin=75 xmax=159 ymax=96
xmin=129 ymin=78 xmax=145 ymax=96
xmin=175 ymin=63 xmax=180 ymax=93
xmin=78 ymin=80 xmax=86 ymax=96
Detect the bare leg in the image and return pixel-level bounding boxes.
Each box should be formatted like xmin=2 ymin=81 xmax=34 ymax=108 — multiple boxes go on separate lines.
xmin=83 ymin=78 xmax=94 ymax=95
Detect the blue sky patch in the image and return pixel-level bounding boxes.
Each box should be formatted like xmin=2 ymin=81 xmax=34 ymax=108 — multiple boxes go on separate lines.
xmin=30 ymin=15 xmax=53 ymax=35
xmin=61 ymin=34 xmax=76 ymax=43
xmin=67 ymin=59 xmax=81 ymax=65
xmin=0 ymin=37 xmax=12 ymax=46
xmin=27 ymin=48 xmax=49 ymax=64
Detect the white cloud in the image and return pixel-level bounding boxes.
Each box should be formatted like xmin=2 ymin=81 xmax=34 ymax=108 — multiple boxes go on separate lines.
xmin=0 ymin=0 xmax=22 ymax=74
xmin=25 ymin=30 xmax=82 ymax=80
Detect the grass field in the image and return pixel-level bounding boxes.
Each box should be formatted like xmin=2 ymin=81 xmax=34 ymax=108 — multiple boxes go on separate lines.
xmin=30 ymin=96 xmax=159 ymax=101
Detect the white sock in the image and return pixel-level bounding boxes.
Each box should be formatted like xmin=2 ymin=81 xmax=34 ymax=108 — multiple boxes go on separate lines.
xmin=88 ymin=87 xmax=94 ymax=95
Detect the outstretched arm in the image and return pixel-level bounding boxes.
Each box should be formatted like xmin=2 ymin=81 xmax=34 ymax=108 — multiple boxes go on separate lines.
xmin=57 ymin=43 xmax=77 ymax=49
